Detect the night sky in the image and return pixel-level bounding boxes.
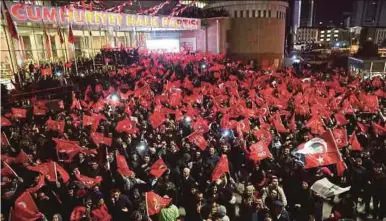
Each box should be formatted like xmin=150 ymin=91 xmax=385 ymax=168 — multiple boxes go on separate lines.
xmin=314 ymin=0 xmax=354 ymax=26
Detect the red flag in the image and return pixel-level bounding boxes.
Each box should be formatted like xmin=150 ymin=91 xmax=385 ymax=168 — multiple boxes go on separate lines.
xmin=349 ymin=132 xmax=362 ymax=151
xmin=71 ymin=98 xmax=82 ymax=110
xmin=192 ymin=117 xmax=210 ymax=134
xmin=149 ymin=158 xmax=168 ymax=178
xmin=43 ymin=25 xmax=52 ymax=59
xmin=68 ymin=25 xmax=75 ymax=44
xmin=27 ymin=161 xmax=70 ymax=183
xmin=289 ymin=114 xmax=296 ymax=132
xmin=211 ymin=155 xmax=229 ymax=181
xmin=53 ymin=138 xmax=96 ymax=162
xmin=116 ymin=153 xmax=135 ymax=177
xmin=186 ymin=131 xmax=208 ymax=151
xmin=334 ymin=113 xmax=349 ymax=126
xmin=145 ymin=191 xmax=172 ymax=216
xmin=116 ymin=119 xmax=138 ymax=134
xmin=1 ymin=116 xmax=12 ymax=126
xmin=46 ymin=119 xmax=65 ymax=134
xmin=70 ymin=206 xmax=87 ymax=221
xmin=357 ymin=121 xmax=368 ymax=133
xmin=292 ymin=130 xmax=346 ymax=175
xmin=359 ymin=93 xmax=379 ymax=112
xmin=14 ymin=150 xmax=30 ymax=164
xmin=305 ymin=115 xmax=326 ymax=135
xmin=65 ymin=62 xmax=72 ymax=68
xmin=91 ymin=132 xmax=112 ymax=147
xmin=33 ymin=105 xmax=46 ymax=116
xmin=333 ymin=128 xmax=348 ymax=148
xmin=248 ymin=139 xmax=272 ymax=162
xmin=372 ymin=122 xmax=386 ymax=136
xmin=3 ymin=1 xmax=18 ymax=39
xmin=149 ymin=111 xmax=166 ymax=128
xmin=11 ymin=108 xmax=27 ymax=118
xmin=272 ymin=113 xmax=288 ymax=133
xmin=26 ymin=174 xmax=45 ymax=193
xmin=12 ymin=192 xmax=43 ymax=221
xmin=74 ymin=169 xmax=102 ymax=188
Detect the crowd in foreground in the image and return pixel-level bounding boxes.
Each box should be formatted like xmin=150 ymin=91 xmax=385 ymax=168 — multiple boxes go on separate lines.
xmin=1 ymin=50 xmax=386 ymax=221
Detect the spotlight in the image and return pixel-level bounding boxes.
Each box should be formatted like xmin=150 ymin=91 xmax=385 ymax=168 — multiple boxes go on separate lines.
xmin=201 ymin=64 xmax=207 ymax=69
xmin=184 ymin=116 xmax=192 ymax=123
xmin=55 ymin=72 xmax=62 ymax=77
xmin=110 ymin=94 xmax=120 ymax=102
xmin=80 ymin=73 xmax=85 ymax=77
xmin=221 ymin=129 xmax=231 ymax=138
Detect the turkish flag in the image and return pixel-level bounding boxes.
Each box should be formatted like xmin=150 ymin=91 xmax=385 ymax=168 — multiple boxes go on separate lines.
xmin=211 ymin=155 xmax=229 ymax=181
xmin=11 ymin=108 xmax=27 ymax=118
xmin=169 ymin=91 xmax=182 ymax=107
xmin=305 ymin=115 xmax=326 ymax=135
xmin=14 ymin=150 xmax=30 ymax=164
xmin=372 ymin=122 xmax=386 ymax=136
xmin=192 ymin=117 xmax=210 ymax=134
xmin=41 ymin=68 xmax=52 ymax=77
xmin=47 ymin=119 xmax=65 ymax=134
xmin=91 ymin=132 xmax=112 ymax=147
xmin=65 ymin=62 xmax=72 ymax=68
xmin=349 ymin=132 xmax=362 ymax=151
xmin=27 ymin=161 xmax=70 ymax=183
xmin=289 ymin=114 xmax=296 ymax=132
xmin=70 ymin=206 xmax=87 ymax=221
xmin=357 ymin=121 xmax=368 ymax=133
xmin=71 ymin=98 xmax=82 ymax=110
xmin=68 ymin=25 xmax=75 ymax=44
xmin=12 ymin=192 xmax=43 ymax=221
xmin=359 ymin=93 xmax=379 ymax=112
xmin=53 ymin=138 xmax=94 ymax=162
xmin=149 ymin=110 xmax=166 ymax=129
xmin=333 ymin=128 xmax=348 ymax=148
xmin=116 ymin=119 xmax=138 ymax=134
xmin=33 ymin=105 xmax=46 ymax=116
xmin=26 ymin=174 xmax=45 ymax=193
xmin=74 ymin=169 xmax=102 ymax=188
xmin=149 ymin=158 xmax=168 ymax=178
xmin=292 ymin=130 xmax=345 ymax=175
xmin=248 ymin=139 xmax=272 ymax=162
xmin=145 ymin=191 xmax=172 ymax=216
xmin=186 ymin=131 xmax=208 ymax=151
xmin=334 ymin=113 xmax=349 ymax=126
xmin=272 ymin=113 xmax=288 ymax=133
xmin=1 ymin=116 xmax=12 ymax=126
xmin=116 ymin=153 xmax=135 ymax=177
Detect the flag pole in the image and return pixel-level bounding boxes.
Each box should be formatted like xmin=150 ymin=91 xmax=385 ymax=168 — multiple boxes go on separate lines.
xmin=4 ymin=162 xmax=20 ymax=178
xmin=145 ymin=192 xmax=149 ymax=217
xmin=54 ymin=162 xmax=58 ymax=182
xmin=3 ymin=131 xmax=10 ymax=146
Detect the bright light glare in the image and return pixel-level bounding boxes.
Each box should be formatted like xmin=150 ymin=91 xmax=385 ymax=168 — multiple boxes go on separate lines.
xmin=185 ymin=116 xmax=192 ymax=123
xmin=222 ymin=129 xmax=230 ymax=137
xmin=111 ymin=94 xmax=120 ymax=102
xmin=201 ymin=64 xmax=207 ymax=69
xmin=292 ymin=55 xmax=297 ymax=60
xmin=146 ymin=39 xmax=180 ymax=52
xmin=55 ymin=72 xmax=62 ymax=76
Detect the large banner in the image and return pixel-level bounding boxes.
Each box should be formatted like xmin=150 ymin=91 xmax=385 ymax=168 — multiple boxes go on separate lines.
xmin=311 ymin=178 xmax=351 ymax=199
xmin=6 ymin=3 xmax=201 ymax=30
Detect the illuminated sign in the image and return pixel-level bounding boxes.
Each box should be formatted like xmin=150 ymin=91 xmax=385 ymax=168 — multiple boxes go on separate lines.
xmin=7 ymin=3 xmax=201 ymax=30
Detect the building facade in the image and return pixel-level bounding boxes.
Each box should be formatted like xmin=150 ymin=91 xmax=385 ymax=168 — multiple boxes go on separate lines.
xmin=205 ymin=0 xmax=288 ymax=66
xmin=0 ymin=1 xmax=201 ymax=81
xmin=295 ymin=27 xmax=318 ymax=44
xmin=351 ymin=0 xmax=386 ymax=27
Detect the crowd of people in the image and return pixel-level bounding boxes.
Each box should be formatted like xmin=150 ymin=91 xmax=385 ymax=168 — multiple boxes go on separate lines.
xmin=1 ymin=49 xmax=386 ymax=221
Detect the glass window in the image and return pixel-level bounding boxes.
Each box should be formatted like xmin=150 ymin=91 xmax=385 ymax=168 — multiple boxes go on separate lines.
xmin=240 ymin=10 xmax=244 ymax=18
xmin=252 ymin=10 xmax=256 ymax=17
xmin=234 ymin=10 xmax=237 ymax=18
xmin=258 ymin=10 xmax=261 ymax=18
xmin=268 ymin=10 xmax=271 ymax=17
xmin=263 ymin=10 xmax=266 ymax=18
xmin=246 ymin=10 xmax=249 ymax=18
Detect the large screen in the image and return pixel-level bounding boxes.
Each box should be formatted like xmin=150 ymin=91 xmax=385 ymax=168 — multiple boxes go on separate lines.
xmin=146 ymin=39 xmax=180 ymax=53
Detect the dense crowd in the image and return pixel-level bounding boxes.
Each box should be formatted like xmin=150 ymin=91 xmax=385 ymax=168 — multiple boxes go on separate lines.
xmin=1 ymin=50 xmax=386 ymax=221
